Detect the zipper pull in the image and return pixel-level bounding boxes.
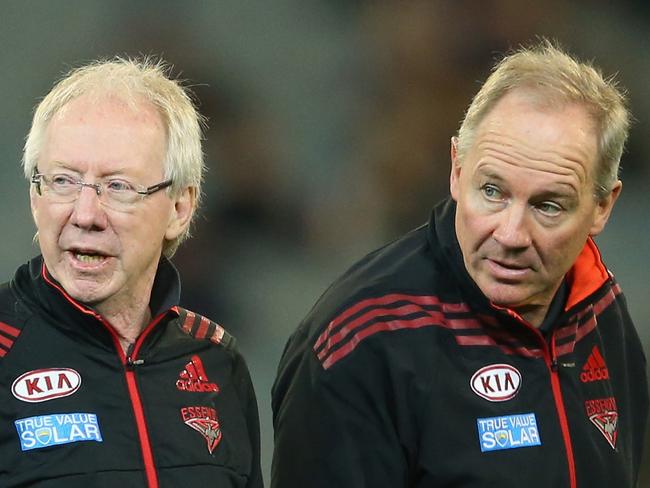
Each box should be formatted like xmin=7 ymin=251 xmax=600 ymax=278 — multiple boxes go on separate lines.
xmin=126 ymin=357 xmax=145 ymax=370
xmin=551 ymin=357 xmax=559 ymax=372
xmin=124 ymin=343 xmax=145 ymax=370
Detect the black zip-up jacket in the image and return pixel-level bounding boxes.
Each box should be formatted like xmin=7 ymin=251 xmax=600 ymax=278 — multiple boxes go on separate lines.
xmin=272 ymin=198 xmax=648 ymax=487
xmin=0 ymin=256 xmax=263 ymax=488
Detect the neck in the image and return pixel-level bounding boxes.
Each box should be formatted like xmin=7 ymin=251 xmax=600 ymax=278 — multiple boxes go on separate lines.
xmin=518 ymin=306 xmax=548 ymax=328
xmin=95 ymin=294 xmax=153 ymax=354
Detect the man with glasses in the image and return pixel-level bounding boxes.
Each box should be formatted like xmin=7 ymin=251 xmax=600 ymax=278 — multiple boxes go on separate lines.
xmin=0 ymin=58 xmax=263 ymax=487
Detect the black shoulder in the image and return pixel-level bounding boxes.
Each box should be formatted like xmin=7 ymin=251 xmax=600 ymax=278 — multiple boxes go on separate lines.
xmin=286 ymin=224 xmax=462 ymax=371
xmin=172 ymin=306 xmax=237 ymax=351
xmin=0 ymin=281 xmax=30 ymax=359
xmin=302 ymin=224 xmax=437 ymax=331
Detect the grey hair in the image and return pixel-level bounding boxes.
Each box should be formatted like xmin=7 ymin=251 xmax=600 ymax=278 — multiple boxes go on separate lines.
xmin=23 ymin=56 xmax=206 ymax=256
xmin=456 ymin=39 xmax=629 ymax=200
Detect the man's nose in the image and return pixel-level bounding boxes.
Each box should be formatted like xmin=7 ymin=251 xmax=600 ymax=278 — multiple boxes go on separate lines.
xmin=492 ymin=204 xmax=532 ymax=249
xmin=70 ymin=185 xmax=108 ymax=230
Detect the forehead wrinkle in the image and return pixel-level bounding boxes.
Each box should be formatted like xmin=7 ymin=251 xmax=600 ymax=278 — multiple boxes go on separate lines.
xmin=475 ymin=132 xmax=590 ymax=184
xmin=475 ymin=160 xmax=581 ymax=197
xmin=45 ymin=159 xmax=137 ymax=179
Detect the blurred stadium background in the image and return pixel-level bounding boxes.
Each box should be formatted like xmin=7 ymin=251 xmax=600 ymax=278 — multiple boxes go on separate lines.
xmin=2 ymin=1 xmax=649 ymax=484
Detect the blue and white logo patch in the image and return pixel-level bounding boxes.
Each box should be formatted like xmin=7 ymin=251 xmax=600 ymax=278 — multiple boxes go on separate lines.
xmin=14 ymin=413 xmax=103 ymax=451
xmin=477 ymin=412 xmax=541 ymax=452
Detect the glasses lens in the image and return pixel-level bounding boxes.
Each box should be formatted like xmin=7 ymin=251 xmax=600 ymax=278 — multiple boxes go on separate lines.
xmin=105 ymin=180 xmax=139 ymax=203
xmin=36 ymin=174 xmax=168 ymax=211
xmin=42 ymin=175 xmax=79 ymax=202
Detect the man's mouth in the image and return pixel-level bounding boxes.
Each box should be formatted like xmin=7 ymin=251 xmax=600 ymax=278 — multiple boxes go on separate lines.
xmin=492 ymin=260 xmax=527 ymax=270
xmin=73 ymin=252 xmax=106 ymax=264
xmin=67 ymin=247 xmax=113 ymax=266
xmin=485 ymin=258 xmax=532 ymax=280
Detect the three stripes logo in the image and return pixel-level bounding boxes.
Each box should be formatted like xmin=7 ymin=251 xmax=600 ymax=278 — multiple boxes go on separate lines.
xmin=580 ymin=345 xmax=610 ymax=383
xmin=176 ymin=355 xmax=219 ymax=393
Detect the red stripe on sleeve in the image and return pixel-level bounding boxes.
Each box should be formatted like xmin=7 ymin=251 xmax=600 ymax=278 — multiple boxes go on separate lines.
xmin=0 ymin=321 xmax=20 ymax=338
xmin=195 ymin=316 xmax=210 ymax=340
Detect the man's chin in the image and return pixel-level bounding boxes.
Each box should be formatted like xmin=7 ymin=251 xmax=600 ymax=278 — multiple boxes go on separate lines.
xmin=59 ymin=277 xmax=113 ymax=306
xmin=479 ymin=281 xmax=533 ymax=310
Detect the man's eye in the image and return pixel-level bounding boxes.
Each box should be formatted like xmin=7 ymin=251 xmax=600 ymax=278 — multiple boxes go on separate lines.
xmin=481 ymin=184 xmax=502 ymax=200
xmin=537 ymin=202 xmax=563 ymax=216
xmin=50 ymin=174 xmax=77 ymax=187
xmin=105 ymin=180 xmax=135 ymax=192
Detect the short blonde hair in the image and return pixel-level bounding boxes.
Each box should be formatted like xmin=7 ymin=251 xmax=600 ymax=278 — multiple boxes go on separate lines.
xmin=456 ymin=40 xmax=629 ymax=200
xmin=23 ymin=57 xmax=205 ymax=256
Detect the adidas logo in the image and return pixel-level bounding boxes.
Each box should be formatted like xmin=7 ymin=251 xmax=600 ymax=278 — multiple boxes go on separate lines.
xmin=580 ymin=345 xmax=610 ymax=383
xmin=176 ymin=355 xmax=220 ymax=393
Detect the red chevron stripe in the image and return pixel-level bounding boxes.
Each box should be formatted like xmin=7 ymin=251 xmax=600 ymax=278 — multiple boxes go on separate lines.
xmin=0 ymin=321 xmax=20 ymax=338
xmin=316 ymin=303 xmax=480 ymax=360
xmin=319 ymin=282 xmax=622 ymax=369
xmin=592 ymin=286 xmax=618 ymax=315
xmin=182 ymin=311 xmax=196 ymax=334
xmin=454 ymin=334 xmax=495 ymax=347
xmin=195 ymin=316 xmax=210 ymax=340
xmin=0 ymin=334 xmax=14 ymax=349
xmin=314 ymin=294 xmax=469 ymax=350
xmin=555 ymin=322 xmax=578 ymax=340
xmin=210 ymin=325 xmax=225 ymax=344
xmin=321 ymin=317 xmax=440 ymax=369
xmin=552 ymin=285 xmax=620 ymax=358
xmin=320 ymin=316 xmax=546 ymax=369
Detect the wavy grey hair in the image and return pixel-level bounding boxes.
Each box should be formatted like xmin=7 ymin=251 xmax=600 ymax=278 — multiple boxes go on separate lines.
xmin=23 ymin=56 xmax=205 ymax=256
xmin=456 ymin=39 xmax=629 ymax=200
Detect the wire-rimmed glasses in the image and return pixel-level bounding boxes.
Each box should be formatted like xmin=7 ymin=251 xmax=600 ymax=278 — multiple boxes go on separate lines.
xmin=31 ymin=170 xmax=173 ymax=211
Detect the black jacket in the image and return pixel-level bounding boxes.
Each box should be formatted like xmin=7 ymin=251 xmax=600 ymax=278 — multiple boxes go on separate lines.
xmin=272 ymin=198 xmax=648 ymax=487
xmin=0 ymin=256 xmax=263 ymax=488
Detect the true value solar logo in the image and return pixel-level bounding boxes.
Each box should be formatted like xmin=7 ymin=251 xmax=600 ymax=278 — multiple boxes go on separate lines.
xmin=14 ymin=413 xmax=103 ymax=451
xmin=476 ymin=413 xmax=542 ymax=452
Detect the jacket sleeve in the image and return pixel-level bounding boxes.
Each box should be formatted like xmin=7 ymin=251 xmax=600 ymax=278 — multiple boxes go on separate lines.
xmin=232 ymin=351 xmax=265 ymax=488
xmin=271 ymin=327 xmax=410 ymax=488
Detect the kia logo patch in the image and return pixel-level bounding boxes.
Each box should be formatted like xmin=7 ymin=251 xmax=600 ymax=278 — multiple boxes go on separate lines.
xmin=12 ymin=368 xmax=82 ymax=403
xmin=470 ymin=364 xmax=521 ymax=402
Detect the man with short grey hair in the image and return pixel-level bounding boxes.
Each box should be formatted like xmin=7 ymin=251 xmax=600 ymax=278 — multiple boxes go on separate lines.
xmin=0 ymin=58 xmax=263 ymax=487
xmin=272 ymin=41 xmax=648 ymax=488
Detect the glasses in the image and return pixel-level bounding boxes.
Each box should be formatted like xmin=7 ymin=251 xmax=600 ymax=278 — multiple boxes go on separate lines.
xmin=31 ymin=170 xmax=173 ymax=211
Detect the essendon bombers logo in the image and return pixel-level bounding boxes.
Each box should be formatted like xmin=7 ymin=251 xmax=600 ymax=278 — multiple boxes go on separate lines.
xmin=580 ymin=346 xmax=610 ymax=383
xmin=181 ymin=406 xmax=222 ymax=454
xmin=585 ymin=397 xmax=618 ymax=449
xmin=176 ymin=355 xmax=219 ymax=393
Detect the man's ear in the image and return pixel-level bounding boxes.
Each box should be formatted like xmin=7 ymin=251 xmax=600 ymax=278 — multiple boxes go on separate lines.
xmin=450 ymin=136 xmax=462 ymax=201
xmin=589 ymin=180 xmax=622 ymax=236
xmin=165 ymin=186 xmax=196 ymax=241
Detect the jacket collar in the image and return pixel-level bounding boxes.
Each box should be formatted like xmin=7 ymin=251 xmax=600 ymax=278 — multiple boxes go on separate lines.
xmin=11 ymin=255 xmax=181 ymax=349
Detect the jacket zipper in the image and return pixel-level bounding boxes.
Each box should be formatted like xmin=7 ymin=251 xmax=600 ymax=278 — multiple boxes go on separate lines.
xmin=41 ymin=265 xmax=164 ymax=488
xmin=502 ymin=307 xmax=577 ymax=488
xmin=112 ymin=314 xmax=167 ymax=488
xmin=545 ymin=333 xmax=577 ymax=488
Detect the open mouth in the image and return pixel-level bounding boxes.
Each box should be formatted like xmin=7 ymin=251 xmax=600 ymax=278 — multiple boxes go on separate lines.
xmin=68 ymin=249 xmax=111 ymax=265
xmin=74 ymin=252 xmax=106 ymax=263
